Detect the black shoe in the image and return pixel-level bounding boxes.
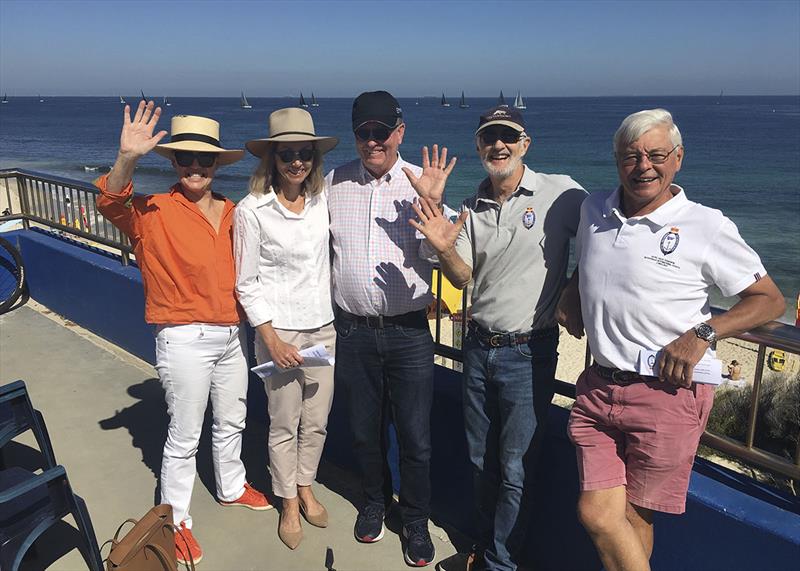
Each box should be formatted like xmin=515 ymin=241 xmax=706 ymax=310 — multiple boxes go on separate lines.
xmin=354 ymin=504 xmax=385 ymax=543
xmin=402 ymin=520 xmax=435 ymax=567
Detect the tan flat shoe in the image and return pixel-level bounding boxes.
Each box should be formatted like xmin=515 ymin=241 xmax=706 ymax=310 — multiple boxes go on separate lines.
xmin=278 ymin=511 xmax=303 ymax=549
xmin=299 ymin=501 xmax=329 ymax=528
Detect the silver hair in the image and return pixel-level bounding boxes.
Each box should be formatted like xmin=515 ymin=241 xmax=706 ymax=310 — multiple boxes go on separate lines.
xmin=613 ymin=108 xmax=682 ymax=153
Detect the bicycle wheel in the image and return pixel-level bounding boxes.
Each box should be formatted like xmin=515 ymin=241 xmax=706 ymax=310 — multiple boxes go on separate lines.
xmin=0 ymin=235 xmax=25 ymax=314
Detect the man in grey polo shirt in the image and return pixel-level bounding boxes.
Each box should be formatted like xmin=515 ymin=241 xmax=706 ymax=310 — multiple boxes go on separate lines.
xmin=413 ymin=106 xmax=586 ymax=571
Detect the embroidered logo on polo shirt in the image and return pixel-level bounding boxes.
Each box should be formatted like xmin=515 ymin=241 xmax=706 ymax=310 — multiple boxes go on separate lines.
xmin=659 ymin=227 xmax=680 ymax=255
xmin=522 ymin=207 xmax=535 ymax=229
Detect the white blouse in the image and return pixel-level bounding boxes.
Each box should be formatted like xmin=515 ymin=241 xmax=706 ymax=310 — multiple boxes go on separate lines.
xmin=233 ymin=189 xmax=333 ymax=330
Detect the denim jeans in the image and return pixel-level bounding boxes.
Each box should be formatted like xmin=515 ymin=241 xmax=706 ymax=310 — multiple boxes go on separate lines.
xmin=462 ymin=327 xmax=559 ymax=571
xmin=334 ymin=312 xmax=434 ymax=524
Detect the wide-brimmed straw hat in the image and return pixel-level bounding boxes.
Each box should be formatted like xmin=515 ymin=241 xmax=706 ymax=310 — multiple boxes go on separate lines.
xmin=246 ymin=108 xmax=338 ymax=158
xmin=154 ymin=115 xmax=244 ymax=165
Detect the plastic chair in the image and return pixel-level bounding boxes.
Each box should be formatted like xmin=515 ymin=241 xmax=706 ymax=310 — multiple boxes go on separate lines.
xmin=0 ymin=380 xmax=57 ymax=469
xmin=0 ymin=465 xmax=103 ymax=570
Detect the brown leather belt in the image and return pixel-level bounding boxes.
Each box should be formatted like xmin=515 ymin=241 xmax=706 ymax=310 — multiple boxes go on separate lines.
xmin=593 ymin=363 xmax=657 ymax=385
xmin=468 ymin=322 xmax=557 ymax=348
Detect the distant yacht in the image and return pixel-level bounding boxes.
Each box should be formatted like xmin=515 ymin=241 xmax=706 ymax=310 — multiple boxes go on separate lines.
xmin=299 ymin=92 xmax=309 ymax=108
xmin=415 ymin=98 xmax=420 ymax=105
xmin=240 ymin=91 xmax=252 ymax=109
xmin=311 ymin=93 xmax=319 ymax=107
xmin=513 ymin=91 xmax=526 ymax=110
xmin=38 ymin=94 xmax=45 ymax=103
xmin=140 ymin=90 xmax=147 ymax=103
xmin=717 ymin=89 xmax=723 ymax=105
xmin=1 ymin=94 xmax=7 ymax=104
xmin=441 ymin=92 xmax=450 ymax=107
xmin=459 ymin=91 xmax=469 ymax=109
xmin=163 ymin=96 xmax=171 ymax=107
xmin=498 ymin=90 xmax=508 ymax=107
xmin=119 ymin=95 xmax=126 ymax=105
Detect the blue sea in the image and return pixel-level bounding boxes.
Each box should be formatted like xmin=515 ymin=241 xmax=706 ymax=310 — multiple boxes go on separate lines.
xmin=0 ymin=95 xmax=798 ymax=320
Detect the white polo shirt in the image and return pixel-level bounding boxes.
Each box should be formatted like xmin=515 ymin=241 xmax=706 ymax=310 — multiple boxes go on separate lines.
xmin=577 ymin=185 xmax=767 ymax=371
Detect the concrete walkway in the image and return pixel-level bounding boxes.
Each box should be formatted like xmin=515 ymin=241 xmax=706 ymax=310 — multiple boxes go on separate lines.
xmin=0 ymin=303 xmax=459 ymax=570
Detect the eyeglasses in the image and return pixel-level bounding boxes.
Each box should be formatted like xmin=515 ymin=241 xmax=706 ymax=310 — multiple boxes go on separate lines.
xmin=617 ymin=145 xmax=680 ymax=166
xmin=479 ymin=127 xmax=522 ymax=146
xmin=275 ymin=148 xmax=315 ymax=163
xmin=174 ymin=151 xmax=217 ymax=168
xmin=354 ymin=124 xmax=397 ymax=143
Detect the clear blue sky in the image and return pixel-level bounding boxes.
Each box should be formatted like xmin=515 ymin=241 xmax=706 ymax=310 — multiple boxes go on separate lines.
xmin=1 ymin=0 xmax=798 ymax=97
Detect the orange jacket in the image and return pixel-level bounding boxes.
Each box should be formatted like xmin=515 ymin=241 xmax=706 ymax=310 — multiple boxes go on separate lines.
xmin=95 ymin=174 xmax=244 ymax=325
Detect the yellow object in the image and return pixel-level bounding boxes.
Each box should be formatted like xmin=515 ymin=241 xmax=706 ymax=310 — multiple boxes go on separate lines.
xmin=432 ymin=268 xmax=464 ymax=314
xmin=767 ymin=350 xmax=786 ymax=372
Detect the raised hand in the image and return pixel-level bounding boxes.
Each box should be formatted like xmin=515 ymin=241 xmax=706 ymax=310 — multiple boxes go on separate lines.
xmin=409 ymin=196 xmax=468 ymax=254
xmin=402 ymin=144 xmax=457 ymax=204
xmin=119 ymin=100 xmax=168 ymax=159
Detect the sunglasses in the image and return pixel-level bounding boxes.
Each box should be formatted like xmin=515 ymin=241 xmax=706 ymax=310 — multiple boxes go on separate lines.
xmin=275 ymin=148 xmax=315 ymax=163
xmin=479 ymin=128 xmax=522 ymax=146
xmin=174 ymin=151 xmax=217 ymax=168
xmin=354 ymin=125 xmax=396 ymax=143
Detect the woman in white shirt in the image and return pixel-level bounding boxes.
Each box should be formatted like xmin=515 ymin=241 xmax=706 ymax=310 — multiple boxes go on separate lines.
xmin=233 ymin=108 xmax=338 ymax=549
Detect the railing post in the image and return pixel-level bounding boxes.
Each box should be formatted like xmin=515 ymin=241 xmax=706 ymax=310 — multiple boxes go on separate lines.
xmin=18 ymin=174 xmax=31 ymax=230
xmin=745 ymin=343 xmax=768 ymax=448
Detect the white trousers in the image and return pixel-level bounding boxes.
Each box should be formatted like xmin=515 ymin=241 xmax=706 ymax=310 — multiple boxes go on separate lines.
xmin=255 ymin=323 xmax=336 ymax=499
xmin=155 ymin=323 xmax=248 ymax=527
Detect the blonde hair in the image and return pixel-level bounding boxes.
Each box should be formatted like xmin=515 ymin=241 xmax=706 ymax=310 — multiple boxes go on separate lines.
xmin=247 ymin=142 xmax=325 ymax=197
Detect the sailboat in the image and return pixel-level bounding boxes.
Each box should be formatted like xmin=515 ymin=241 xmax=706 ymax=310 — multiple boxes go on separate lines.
xmin=140 ymin=90 xmax=147 ymax=103
xmin=38 ymin=94 xmax=45 ymax=103
xmin=459 ymin=91 xmax=469 ymax=109
xmin=162 ymin=96 xmax=171 ymax=107
xmin=498 ymin=91 xmax=508 ymax=107
xmin=1 ymin=94 xmax=8 ymax=104
xmin=119 ymin=95 xmax=126 ymax=105
xmin=311 ymin=93 xmax=319 ymax=107
xmin=716 ymin=89 xmax=723 ymax=105
xmin=441 ymin=92 xmax=450 ymax=107
xmin=299 ymin=92 xmax=309 ymax=108
xmin=240 ymin=92 xmax=252 ymax=109
xmin=513 ymin=91 xmax=526 ymax=110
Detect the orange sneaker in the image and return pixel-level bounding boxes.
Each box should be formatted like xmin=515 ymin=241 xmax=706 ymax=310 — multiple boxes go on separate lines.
xmin=175 ymin=521 xmax=203 ymax=565
xmin=219 ymin=482 xmax=274 ymax=511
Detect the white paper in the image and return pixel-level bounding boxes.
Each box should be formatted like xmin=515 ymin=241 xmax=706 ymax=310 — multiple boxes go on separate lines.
xmin=637 ymin=349 xmax=723 ymax=385
xmin=250 ymin=343 xmax=335 ymax=379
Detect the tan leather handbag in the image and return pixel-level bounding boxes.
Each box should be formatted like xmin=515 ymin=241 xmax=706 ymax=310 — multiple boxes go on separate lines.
xmin=104 ymin=504 xmax=194 ymax=571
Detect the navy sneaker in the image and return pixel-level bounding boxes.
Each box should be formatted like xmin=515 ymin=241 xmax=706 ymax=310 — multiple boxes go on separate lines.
xmin=403 ymin=520 xmax=435 ymax=567
xmin=354 ymin=504 xmax=385 ymax=543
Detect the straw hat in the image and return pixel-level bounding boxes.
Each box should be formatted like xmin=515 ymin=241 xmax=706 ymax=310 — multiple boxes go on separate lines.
xmin=246 ymin=108 xmax=338 ymax=158
xmin=154 ymin=115 xmax=244 ymax=165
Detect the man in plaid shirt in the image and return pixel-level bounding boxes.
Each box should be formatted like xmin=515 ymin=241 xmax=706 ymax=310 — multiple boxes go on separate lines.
xmin=325 ymin=90 xmax=455 ymax=567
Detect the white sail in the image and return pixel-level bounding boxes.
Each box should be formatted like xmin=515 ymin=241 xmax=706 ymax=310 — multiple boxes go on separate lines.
xmin=240 ymin=91 xmax=252 ymax=109
xmin=513 ymin=91 xmax=526 ymax=110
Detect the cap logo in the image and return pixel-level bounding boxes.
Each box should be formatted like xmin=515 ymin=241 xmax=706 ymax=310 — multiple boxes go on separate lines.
xmin=492 ymin=110 xmax=507 ymax=116
xmin=396 ymin=107 xmax=402 ymax=114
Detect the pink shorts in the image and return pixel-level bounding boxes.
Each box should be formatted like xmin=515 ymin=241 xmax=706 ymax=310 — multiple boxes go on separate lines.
xmin=568 ymin=365 xmax=714 ymax=514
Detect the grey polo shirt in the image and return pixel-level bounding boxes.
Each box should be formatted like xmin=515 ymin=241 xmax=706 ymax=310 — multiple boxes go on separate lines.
xmin=455 ymin=165 xmax=587 ymax=333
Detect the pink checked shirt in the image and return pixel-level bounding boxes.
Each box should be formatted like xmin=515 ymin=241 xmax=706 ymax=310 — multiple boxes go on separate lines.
xmin=325 ymin=156 xmax=433 ymax=317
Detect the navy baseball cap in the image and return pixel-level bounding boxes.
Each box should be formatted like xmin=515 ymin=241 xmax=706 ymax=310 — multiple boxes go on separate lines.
xmin=352 ymin=91 xmax=403 ymax=130
xmin=476 ymin=106 xmax=526 ymax=134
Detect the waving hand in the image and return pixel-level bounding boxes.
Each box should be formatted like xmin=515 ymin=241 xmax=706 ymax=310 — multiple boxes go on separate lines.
xmin=402 ymin=144 xmax=457 ymax=204
xmin=120 ymin=100 xmax=168 ymax=159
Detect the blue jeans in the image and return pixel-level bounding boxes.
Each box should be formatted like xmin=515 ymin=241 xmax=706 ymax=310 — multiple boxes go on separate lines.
xmin=462 ymin=327 xmax=559 ymax=571
xmin=334 ymin=311 xmax=434 ymax=524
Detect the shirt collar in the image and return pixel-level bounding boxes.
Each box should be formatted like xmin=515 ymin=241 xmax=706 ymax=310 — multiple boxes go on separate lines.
xmin=170 ymin=184 xmax=234 ymax=216
xmin=603 ymin=184 xmax=687 ymax=227
xmin=358 ymin=153 xmax=406 ymax=185
xmin=476 ymin=164 xmax=535 ymax=204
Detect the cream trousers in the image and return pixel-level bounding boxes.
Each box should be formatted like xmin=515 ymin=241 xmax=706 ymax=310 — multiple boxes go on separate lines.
xmin=256 ymin=323 xmax=336 ymax=499
xmin=155 ymin=323 xmax=248 ymax=527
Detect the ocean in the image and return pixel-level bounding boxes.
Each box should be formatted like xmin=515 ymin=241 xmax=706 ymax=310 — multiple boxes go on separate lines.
xmin=0 ymin=95 xmax=798 ymax=320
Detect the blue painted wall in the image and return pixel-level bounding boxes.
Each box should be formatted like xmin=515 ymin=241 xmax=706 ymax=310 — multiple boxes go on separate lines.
xmin=8 ymin=229 xmax=800 ymax=570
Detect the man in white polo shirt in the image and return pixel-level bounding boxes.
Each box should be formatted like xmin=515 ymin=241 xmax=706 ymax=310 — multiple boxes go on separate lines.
xmin=412 ymin=106 xmax=587 ymax=571
xmin=557 ymin=108 xmax=785 ymax=571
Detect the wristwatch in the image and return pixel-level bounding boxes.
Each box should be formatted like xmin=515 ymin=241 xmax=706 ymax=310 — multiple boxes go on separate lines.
xmin=693 ymin=322 xmax=717 ymax=344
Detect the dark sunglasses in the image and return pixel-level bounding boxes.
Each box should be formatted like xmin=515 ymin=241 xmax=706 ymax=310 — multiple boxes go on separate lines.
xmin=174 ymin=151 xmax=217 ymax=168
xmin=354 ymin=125 xmax=396 ymax=143
xmin=479 ymin=128 xmax=522 ymax=146
xmin=275 ymin=148 xmax=315 ymax=163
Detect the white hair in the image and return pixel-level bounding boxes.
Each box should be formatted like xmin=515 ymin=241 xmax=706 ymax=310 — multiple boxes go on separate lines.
xmin=613 ymin=108 xmax=682 ymax=153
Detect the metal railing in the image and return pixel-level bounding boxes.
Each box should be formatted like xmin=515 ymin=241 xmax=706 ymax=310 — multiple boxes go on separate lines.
xmin=0 ymin=168 xmax=133 ymax=264
xmin=2 ymin=167 xmax=798 ymax=484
